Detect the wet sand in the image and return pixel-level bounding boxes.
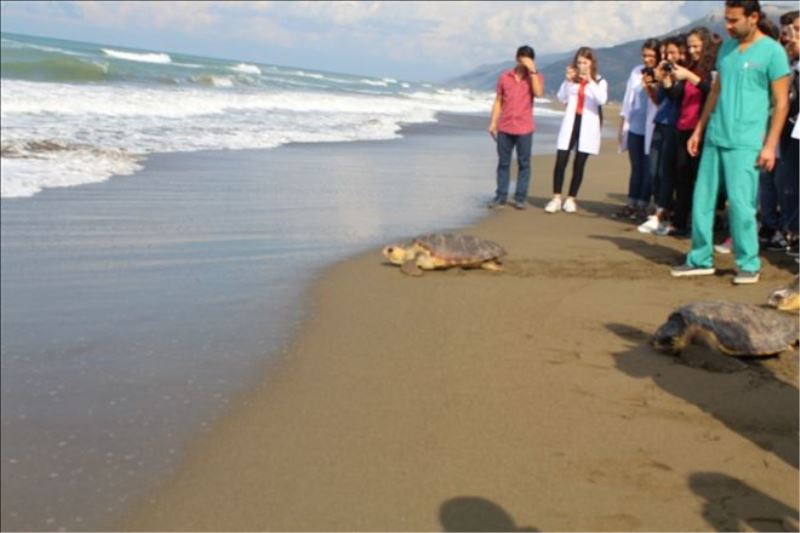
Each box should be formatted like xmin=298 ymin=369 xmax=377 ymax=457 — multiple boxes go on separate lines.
xmin=122 ymin=119 xmax=799 ymax=531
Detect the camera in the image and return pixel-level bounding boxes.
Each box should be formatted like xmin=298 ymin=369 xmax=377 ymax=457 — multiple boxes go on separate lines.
xmin=663 ymin=62 xmax=674 ymax=72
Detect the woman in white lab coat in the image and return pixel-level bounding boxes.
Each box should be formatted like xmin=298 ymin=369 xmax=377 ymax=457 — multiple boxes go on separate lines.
xmin=545 ymin=47 xmax=608 ymax=214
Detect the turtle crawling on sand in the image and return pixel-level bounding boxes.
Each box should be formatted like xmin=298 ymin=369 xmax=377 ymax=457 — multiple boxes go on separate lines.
xmin=767 ymin=275 xmax=800 ymax=312
xmin=651 ymin=301 xmax=799 ymax=357
xmin=382 ymin=233 xmax=506 ymax=276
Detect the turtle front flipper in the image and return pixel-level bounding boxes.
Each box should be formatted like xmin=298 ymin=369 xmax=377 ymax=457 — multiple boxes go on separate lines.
xmin=401 ymin=259 xmax=424 ymax=276
xmin=480 ymin=260 xmax=503 ymax=272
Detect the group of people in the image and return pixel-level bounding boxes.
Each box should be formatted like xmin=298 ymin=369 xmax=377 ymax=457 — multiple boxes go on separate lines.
xmin=487 ymin=0 xmax=799 ymax=286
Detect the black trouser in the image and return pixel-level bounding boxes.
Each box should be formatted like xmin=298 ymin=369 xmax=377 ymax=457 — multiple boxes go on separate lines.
xmin=553 ymin=114 xmax=590 ymax=197
xmin=672 ymin=129 xmax=700 ymax=231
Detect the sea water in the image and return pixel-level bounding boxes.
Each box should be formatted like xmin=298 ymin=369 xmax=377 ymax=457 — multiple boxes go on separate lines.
xmin=1 ymin=32 xmax=565 ymax=531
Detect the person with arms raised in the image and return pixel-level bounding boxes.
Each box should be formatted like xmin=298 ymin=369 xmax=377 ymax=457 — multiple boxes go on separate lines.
xmin=545 ymin=47 xmax=608 ymax=214
xmin=488 ymin=45 xmax=545 ymax=210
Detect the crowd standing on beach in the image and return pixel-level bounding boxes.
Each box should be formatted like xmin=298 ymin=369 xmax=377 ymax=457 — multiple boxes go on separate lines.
xmin=488 ymin=0 xmax=798 ymax=286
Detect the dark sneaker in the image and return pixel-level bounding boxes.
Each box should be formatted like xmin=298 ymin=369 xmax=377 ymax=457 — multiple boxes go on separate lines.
xmin=487 ymin=198 xmax=507 ymax=209
xmin=787 ymin=239 xmax=799 ymax=258
xmin=512 ymin=199 xmax=527 ymax=210
xmin=766 ymin=231 xmax=788 ymax=251
xmin=758 ymin=226 xmax=774 ymax=243
xmin=668 ymin=227 xmax=689 ymax=238
xmin=733 ymin=271 xmax=760 ymax=285
xmin=611 ymin=205 xmax=635 ymax=219
xmin=671 ymin=264 xmax=716 ymax=277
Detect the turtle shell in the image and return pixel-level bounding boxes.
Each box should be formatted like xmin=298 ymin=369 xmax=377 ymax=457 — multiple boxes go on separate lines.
xmin=412 ymin=233 xmax=506 ymax=265
xmin=673 ymin=301 xmax=798 ymax=356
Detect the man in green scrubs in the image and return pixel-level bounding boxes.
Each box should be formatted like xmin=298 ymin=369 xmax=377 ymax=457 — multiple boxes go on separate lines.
xmin=671 ymin=0 xmax=790 ymax=284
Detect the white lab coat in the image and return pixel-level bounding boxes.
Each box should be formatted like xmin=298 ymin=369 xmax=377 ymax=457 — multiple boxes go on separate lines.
xmin=556 ymin=77 xmax=608 ymax=155
xmin=619 ymin=65 xmax=658 ymax=155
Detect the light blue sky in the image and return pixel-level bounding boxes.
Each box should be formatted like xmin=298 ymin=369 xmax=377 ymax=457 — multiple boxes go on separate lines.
xmin=2 ymin=1 xmax=797 ymax=82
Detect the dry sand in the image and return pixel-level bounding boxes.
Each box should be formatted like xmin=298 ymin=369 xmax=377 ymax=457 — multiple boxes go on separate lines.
xmin=122 ymin=123 xmax=799 ymax=531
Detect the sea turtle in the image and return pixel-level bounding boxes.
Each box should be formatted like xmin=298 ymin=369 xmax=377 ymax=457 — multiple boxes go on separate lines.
xmin=382 ymin=233 xmax=506 ymax=276
xmin=650 ymin=301 xmax=799 ymax=357
xmin=767 ymin=275 xmax=800 ymax=312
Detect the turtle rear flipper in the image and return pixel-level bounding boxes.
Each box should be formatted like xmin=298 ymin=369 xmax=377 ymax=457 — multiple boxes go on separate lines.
xmin=401 ymin=259 xmax=423 ymax=276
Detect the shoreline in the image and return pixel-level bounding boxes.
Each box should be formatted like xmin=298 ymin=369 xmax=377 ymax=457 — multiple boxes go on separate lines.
xmin=4 ymin=110 xmax=566 ymax=531
xmin=121 ymin=127 xmax=799 ymax=530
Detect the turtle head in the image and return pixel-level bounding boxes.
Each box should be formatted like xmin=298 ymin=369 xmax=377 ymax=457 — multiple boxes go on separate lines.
xmin=768 ymin=276 xmax=800 ymax=312
xmin=650 ymin=315 xmax=687 ymax=354
xmin=382 ymin=244 xmax=415 ymax=265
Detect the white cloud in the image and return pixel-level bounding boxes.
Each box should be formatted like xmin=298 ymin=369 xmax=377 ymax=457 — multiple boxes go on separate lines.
xmin=0 ymin=0 xmax=715 ymax=76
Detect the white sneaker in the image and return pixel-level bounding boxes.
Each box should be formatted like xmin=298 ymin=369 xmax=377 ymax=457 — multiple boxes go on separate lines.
xmin=562 ymin=197 xmax=577 ymax=213
xmin=544 ymin=197 xmax=562 ymax=213
xmin=637 ymin=215 xmax=660 ymax=234
xmin=655 ymin=221 xmax=673 ymax=236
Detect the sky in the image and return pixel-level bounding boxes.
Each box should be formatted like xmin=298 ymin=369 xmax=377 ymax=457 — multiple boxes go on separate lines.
xmin=1 ymin=1 xmax=797 ymax=82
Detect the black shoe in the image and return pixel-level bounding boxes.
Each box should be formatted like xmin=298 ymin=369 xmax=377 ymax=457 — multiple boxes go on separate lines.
xmin=758 ymin=226 xmax=774 ymax=243
xmin=487 ymin=198 xmax=507 ymax=209
xmin=787 ymin=239 xmax=799 ymax=258
xmin=512 ymin=199 xmax=527 ymax=210
xmin=766 ymin=231 xmax=788 ymax=251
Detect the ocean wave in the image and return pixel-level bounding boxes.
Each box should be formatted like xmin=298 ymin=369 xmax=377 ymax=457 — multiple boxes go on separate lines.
xmin=189 ymin=75 xmax=235 ymax=88
xmin=0 ymin=78 xmax=501 ymax=198
xmin=1 ymin=56 xmax=109 ymax=82
xmin=230 ymin=63 xmax=262 ymax=75
xmin=0 ymin=140 xmax=142 ymax=198
xmin=102 ymin=48 xmax=172 ymax=64
xmin=4 ymin=39 xmax=87 ymax=57
xmin=293 ymin=70 xmax=325 ymax=80
xmin=360 ymin=79 xmax=389 ymax=87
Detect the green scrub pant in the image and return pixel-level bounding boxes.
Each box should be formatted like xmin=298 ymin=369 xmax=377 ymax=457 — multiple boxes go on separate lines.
xmin=686 ymin=143 xmax=761 ymax=273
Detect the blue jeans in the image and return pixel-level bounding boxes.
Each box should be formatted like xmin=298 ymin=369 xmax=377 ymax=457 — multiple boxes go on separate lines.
xmin=758 ymin=167 xmax=780 ymax=232
xmin=626 ymin=132 xmax=651 ymax=206
xmin=778 ymin=138 xmax=799 ymax=235
xmin=495 ymin=132 xmax=533 ymax=203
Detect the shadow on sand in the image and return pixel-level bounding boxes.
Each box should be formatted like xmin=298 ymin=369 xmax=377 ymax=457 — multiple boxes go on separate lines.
xmin=589 ymin=234 xmax=687 ymax=268
xmin=606 ymin=322 xmax=799 ymax=469
xmin=439 ymin=497 xmax=538 ymax=532
xmin=689 ymin=471 xmax=799 ymax=532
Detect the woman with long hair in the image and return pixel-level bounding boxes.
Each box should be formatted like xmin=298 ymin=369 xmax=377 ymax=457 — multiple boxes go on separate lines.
xmin=618 ymin=39 xmax=661 ymax=220
xmin=545 ymin=47 xmax=608 ymax=213
xmin=638 ymin=35 xmax=687 ymax=234
xmin=659 ymin=26 xmax=716 ymax=236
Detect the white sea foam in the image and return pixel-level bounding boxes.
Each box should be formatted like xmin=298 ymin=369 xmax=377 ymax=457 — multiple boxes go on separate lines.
xmin=293 ymin=70 xmax=325 ymax=79
xmin=230 ymin=63 xmax=262 ymax=75
xmin=360 ymin=79 xmax=389 ymax=87
xmin=382 ymin=77 xmax=397 ymax=84
xmin=102 ymin=49 xmax=172 ymax=64
xmin=1 ymin=143 xmax=142 ymax=198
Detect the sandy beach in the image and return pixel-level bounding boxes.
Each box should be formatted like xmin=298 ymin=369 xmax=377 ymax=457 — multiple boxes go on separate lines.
xmin=121 ymin=114 xmax=799 ymax=531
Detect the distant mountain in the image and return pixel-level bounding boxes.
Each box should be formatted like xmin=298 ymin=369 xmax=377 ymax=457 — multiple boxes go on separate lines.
xmin=447 ymin=50 xmax=573 ymax=90
xmin=447 ymin=4 xmax=793 ymax=102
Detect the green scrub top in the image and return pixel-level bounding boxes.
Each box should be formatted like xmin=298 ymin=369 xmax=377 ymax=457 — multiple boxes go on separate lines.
xmin=706 ymin=36 xmax=790 ymax=150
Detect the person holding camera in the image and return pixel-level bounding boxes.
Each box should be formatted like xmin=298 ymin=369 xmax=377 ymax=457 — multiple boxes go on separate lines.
xmin=487 ymin=45 xmax=545 ymax=210
xmin=776 ymin=10 xmax=799 ymax=256
xmin=659 ymin=27 xmax=717 ymax=237
xmin=544 ymin=47 xmax=608 ymax=214
xmin=638 ymin=36 xmax=687 ymax=234
xmin=618 ymin=39 xmax=661 ymax=220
